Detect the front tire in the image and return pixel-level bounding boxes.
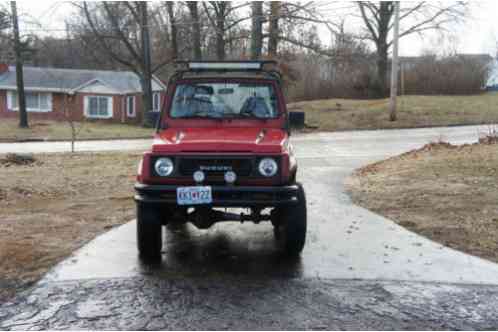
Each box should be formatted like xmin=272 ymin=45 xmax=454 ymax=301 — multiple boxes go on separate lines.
xmin=274 ymin=183 xmax=307 ymax=256
xmin=136 ymin=203 xmax=163 ymax=260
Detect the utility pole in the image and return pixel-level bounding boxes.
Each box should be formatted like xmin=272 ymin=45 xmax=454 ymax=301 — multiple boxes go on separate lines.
xmin=389 ymin=1 xmax=400 ymax=122
xmin=139 ymin=2 xmax=153 ymax=126
xmin=11 ymin=1 xmax=28 ymax=128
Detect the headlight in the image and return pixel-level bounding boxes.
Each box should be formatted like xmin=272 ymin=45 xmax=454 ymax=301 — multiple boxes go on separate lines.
xmin=258 ymin=158 xmax=278 ymax=177
xmin=154 ymin=157 xmax=174 ymax=177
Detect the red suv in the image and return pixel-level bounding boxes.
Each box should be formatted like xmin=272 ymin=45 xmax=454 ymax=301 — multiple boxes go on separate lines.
xmin=134 ymin=61 xmax=306 ymax=259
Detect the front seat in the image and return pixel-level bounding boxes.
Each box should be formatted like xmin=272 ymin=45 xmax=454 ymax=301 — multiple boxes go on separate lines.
xmin=240 ymin=96 xmax=271 ymax=118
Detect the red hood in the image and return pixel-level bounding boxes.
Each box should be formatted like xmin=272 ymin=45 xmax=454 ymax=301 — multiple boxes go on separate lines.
xmin=152 ymin=127 xmax=288 ymax=153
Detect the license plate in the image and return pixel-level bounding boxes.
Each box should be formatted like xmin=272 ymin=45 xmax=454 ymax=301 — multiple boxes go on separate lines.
xmin=177 ymin=186 xmax=212 ymax=205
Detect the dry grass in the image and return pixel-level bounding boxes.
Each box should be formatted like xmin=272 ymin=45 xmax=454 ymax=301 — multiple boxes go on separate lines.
xmin=346 ymin=141 xmax=498 ymax=263
xmin=289 ymin=93 xmax=498 ymax=131
xmin=0 ymin=152 xmax=140 ymax=301
xmin=2 ymin=93 xmax=498 ymax=141
xmin=0 ymin=119 xmax=154 ymax=142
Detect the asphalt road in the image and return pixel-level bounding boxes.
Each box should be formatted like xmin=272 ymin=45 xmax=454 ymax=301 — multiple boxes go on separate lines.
xmin=1 ymin=124 xmax=498 ymax=330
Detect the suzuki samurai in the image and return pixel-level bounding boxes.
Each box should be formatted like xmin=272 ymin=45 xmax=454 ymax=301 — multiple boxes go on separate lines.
xmin=134 ymin=61 xmax=307 ymax=259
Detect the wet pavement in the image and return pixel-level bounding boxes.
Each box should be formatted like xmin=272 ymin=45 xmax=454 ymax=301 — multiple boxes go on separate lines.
xmin=2 ymin=124 xmax=498 ymax=330
xmin=2 ymin=278 xmax=498 ymax=330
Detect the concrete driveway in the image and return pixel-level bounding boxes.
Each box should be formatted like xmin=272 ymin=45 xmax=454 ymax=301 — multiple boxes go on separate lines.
xmin=1 ymin=124 xmax=498 ymax=330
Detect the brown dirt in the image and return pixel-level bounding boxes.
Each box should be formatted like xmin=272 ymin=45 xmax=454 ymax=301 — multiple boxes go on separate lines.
xmin=346 ymin=141 xmax=498 ymax=264
xmin=0 ymin=152 xmax=140 ymax=301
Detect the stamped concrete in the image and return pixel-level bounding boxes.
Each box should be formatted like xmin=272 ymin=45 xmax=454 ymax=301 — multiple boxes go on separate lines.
xmin=1 ymin=124 xmax=498 ymax=330
xmin=2 ymin=278 xmax=498 ymax=330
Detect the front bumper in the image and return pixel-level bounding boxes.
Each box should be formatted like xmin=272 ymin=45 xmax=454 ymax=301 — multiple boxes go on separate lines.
xmin=134 ymin=183 xmax=299 ymax=207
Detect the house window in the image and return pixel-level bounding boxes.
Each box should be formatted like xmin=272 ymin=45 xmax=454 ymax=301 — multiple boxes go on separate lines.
xmin=7 ymin=91 xmax=52 ymax=112
xmin=84 ymin=96 xmax=113 ymax=119
xmin=152 ymin=92 xmax=160 ymax=112
xmin=126 ymin=96 xmax=135 ymax=117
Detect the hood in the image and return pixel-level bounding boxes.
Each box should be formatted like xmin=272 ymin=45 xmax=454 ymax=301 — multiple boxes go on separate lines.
xmin=152 ymin=127 xmax=288 ymax=153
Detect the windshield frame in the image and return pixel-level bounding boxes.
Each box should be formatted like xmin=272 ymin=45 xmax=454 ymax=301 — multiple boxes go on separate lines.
xmin=166 ymin=78 xmax=282 ymax=121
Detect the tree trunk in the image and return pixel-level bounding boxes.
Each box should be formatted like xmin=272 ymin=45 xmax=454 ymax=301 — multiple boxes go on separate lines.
xmin=187 ymin=2 xmax=202 ymax=60
xmin=166 ymin=2 xmax=178 ymax=59
xmin=375 ymin=43 xmax=388 ymax=97
xmin=250 ymin=1 xmax=263 ymax=60
xmin=216 ymin=16 xmax=225 ymax=60
xmin=11 ymin=1 xmax=28 ymax=128
xmin=140 ymin=78 xmax=154 ymax=128
xmin=139 ymin=2 xmax=153 ymax=126
xmin=374 ymin=2 xmax=393 ymax=98
xmin=268 ymin=2 xmax=280 ymax=57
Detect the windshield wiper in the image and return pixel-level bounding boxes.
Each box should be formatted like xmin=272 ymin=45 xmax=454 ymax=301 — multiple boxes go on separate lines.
xmin=175 ymin=110 xmax=271 ymax=120
xmin=176 ymin=111 xmax=224 ymax=120
xmin=237 ymin=110 xmax=271 ymax=120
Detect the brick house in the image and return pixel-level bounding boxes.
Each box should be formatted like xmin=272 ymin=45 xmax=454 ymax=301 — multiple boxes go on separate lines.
xmin=0 ymin=65 xmax=167 ymax=124
xmin=487 ymin=59 xmax=498 ymax=91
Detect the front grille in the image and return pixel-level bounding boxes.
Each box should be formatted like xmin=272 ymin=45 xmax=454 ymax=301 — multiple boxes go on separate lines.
xmin=178 ymin=157 xmax=253 ymax=176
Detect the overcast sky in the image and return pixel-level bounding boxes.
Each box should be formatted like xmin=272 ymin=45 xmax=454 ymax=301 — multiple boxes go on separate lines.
xmin=15 ymin=1 xmax=498 ymax=57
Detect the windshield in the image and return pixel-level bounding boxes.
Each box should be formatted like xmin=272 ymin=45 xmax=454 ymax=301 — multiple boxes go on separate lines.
xmin=170 ymin=82 xmax=279 ymax=119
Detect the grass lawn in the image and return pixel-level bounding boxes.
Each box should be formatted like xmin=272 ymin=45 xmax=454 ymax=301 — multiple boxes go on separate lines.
xmin=0 ymin=152 xmax=139 ymax=301
xmin=2 ymin=93 xmax=498 ymax=141
xmin=289 ymin=92 xmax=498 ymax=131
xmin=0 ymin=119 xmax=154 ymax=142
xmin=346 ymin=141 xmax=498 ymax=263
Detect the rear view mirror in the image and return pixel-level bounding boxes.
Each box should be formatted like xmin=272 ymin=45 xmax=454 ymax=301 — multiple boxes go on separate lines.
xmin=195 ymin=85 xmax=214 ymax=95
xmin=218 ymin=88 xmax=234 ymax=95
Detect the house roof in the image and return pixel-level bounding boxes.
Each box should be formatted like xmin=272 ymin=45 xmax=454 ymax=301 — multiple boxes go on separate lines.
xmin=455 ymin=53 xmax=493 ymax=62
xmin=0 ymin=66 xmax=166 ymax=94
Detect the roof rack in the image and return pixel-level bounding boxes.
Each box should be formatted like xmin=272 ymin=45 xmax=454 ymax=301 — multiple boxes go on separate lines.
xmin=170 ymin=60 xmax=282 ymax=82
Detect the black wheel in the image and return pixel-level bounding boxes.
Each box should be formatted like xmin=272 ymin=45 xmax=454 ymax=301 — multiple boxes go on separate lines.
xmin=274 ymin=183 xmax=307 ymax=256
xmin=136 ymin=202 xmax=163 ymax=260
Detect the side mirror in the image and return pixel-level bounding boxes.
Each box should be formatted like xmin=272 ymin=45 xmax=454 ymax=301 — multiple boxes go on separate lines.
xmin=289 ymin=111 xmax=305 ymax=129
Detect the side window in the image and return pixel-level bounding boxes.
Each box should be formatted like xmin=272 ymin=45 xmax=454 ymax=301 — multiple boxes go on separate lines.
xmin=126 ymin=96 xmax=135 ymax=117
xmin=7 ymin=91 xmax=52 ymax=112
xmin=85 ymin=96 xmax=113 ymax=119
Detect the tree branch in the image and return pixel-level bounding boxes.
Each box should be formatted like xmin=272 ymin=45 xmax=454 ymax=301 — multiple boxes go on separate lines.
xmin=102 ymin=2 xmax=142 ymax=65
xmin=81 ymin=2 xmax=137 ymax=72
xmin=358 ymin=2 xmax=379 ymax=42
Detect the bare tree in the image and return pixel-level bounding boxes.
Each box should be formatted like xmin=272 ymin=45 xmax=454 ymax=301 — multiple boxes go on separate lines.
xmin=265 ymin=2 xmax=343 ymax=58
xmin=166 ymin=2 xmax=178 ymax=60
xmin=268 ymin=2 xmax=281 ymax=57
xmin=186 ymin=1 xmax=202 ymax=60
xmin=356 ymin=1 xmax=468 ymax=97
xmin=75 ymin=2 xmax=171 ymax=125
xmin=203 ymin=2 xmax=251 ymax=60
xmin=250 ymin=1 xmax=263 ymax=59
xmin=10 ymin=2 xmax=28 ymax=128
xmin=0 ymin=6 xmax=8 ymax=28
xmin=203 ymin=2 xmax=229 ymax=60
xmin=62 ymin=94 xmax=83 ymax=153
